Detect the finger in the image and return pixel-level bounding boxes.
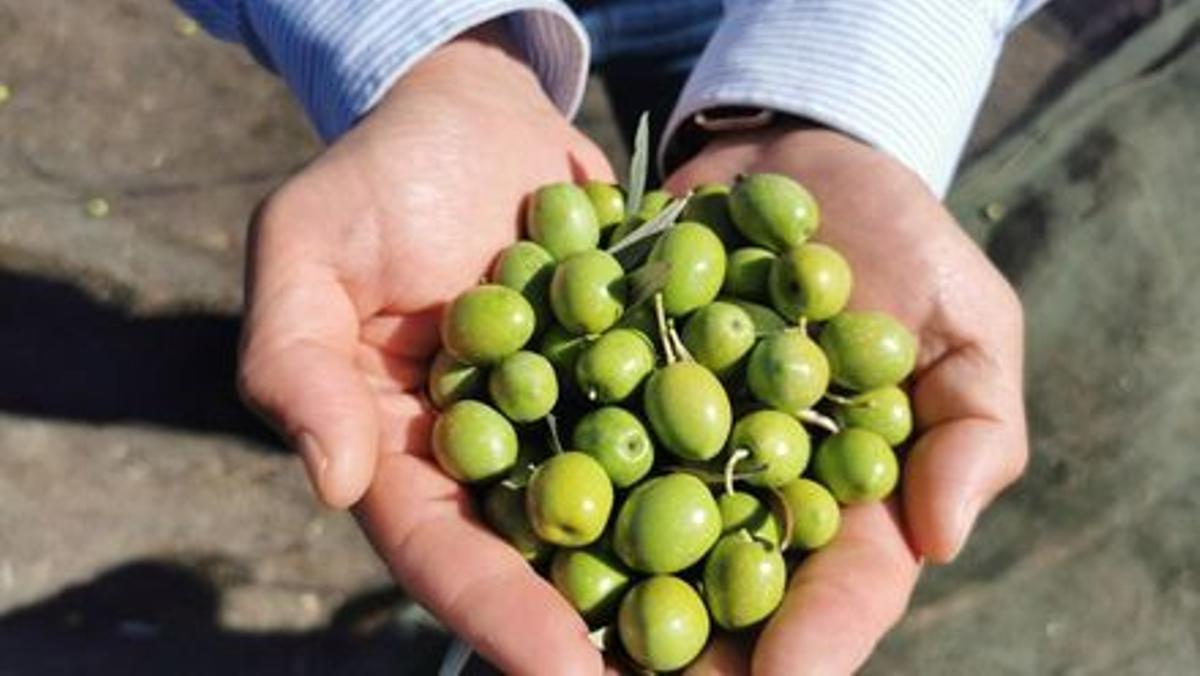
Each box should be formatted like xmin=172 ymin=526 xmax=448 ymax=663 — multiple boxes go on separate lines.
xmin=358 ymin=450 xmax=603 ymax=676
xmin=905 ymin=341 xmax=1028 ymax=562
xmin=239 ymin=261 xmax=379 ymax=508
xmin=753 ymin=502 xmax=920 ymax=676
xmin=684 ymin=632 xmax=752 ymax=676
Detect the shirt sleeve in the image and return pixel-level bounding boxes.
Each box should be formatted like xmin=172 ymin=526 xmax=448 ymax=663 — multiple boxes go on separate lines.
xmin=662 ymin=0 xmax=1051 ymax=197
xmin=173 ymin=0 xmax=590 ymax=142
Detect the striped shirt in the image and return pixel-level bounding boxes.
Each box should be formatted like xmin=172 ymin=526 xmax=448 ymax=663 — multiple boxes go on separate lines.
xmin=175 ymin=0 xmax=1049 ymax=196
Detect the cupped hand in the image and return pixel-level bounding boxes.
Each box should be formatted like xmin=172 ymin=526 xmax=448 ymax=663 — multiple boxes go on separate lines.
xmin=666 ymin=126 xmax=1028 ymax=675
xmin=237 ymin=23 xmax=612 ymax=675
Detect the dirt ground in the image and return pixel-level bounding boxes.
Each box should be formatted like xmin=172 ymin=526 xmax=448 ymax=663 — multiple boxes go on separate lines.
xmin=1 ymin=1 xmax=1196 ymax=674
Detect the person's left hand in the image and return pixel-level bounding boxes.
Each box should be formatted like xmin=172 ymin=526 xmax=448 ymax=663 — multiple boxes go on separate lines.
xmin=663 ymin=125 xmax=1028 ymax=675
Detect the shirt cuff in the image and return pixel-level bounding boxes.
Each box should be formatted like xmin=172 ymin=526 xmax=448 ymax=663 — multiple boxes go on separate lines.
xmin=239 ymin=0 xmax=590 ymax=142
xmin=662 ymin=0 xmax=1015 ymax=197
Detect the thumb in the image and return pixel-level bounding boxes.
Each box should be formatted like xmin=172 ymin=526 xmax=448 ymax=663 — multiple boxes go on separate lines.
xmin=239 ymin=258 xmax=379 ymax=508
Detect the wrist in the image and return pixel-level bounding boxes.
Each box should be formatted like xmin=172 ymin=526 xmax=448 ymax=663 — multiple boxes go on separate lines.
xmin=382 ymin=20 xmax=559 ymax=117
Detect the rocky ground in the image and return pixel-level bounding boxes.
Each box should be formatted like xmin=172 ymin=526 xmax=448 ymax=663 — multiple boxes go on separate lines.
xmin=0 ymin=1 xmax=1195 ymax=674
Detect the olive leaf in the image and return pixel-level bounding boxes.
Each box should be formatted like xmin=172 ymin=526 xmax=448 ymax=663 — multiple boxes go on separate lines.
xmin=545 ymin=413 xmax=565 ymax=456
xmin=623 ymin=261 xmax=671 ymax=310
xmin=662 ymin=462 xmax=767 ymax=486
xmin=623 ymin=111 xmax=651 ymax=221
xmin=763 ymin=485 xmax=797 ymax=552
xmin=607 ymin=195 xmax=690 ymax=270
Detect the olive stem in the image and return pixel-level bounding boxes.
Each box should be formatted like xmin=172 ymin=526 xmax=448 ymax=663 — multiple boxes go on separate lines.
xmin=798 ymin=316 xmax=809 ymax=334
xmin=824 ymin=393 xmax=856 ymax=406
xmin=796 ymin=409 xmax=841 ymax=435
xmin=545 ymin=413 xmax=565 ymax=455
xmin=587 ymin=626 xmax=610 ymax=651
xmin=667 ymin=320 xmax=694 ymax=362
xmin=437 ymin=638 xmax=473 ymax=676
xmin=654 ymin=292 xmax=676 ymax=364
xmin=724 ymin=448 xmax=751 ymax=497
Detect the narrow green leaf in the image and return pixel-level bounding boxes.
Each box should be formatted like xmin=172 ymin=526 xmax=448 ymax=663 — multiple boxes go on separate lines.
xmin=623 ymin=261 xmax=671 ymax=309
xmin=607 ymin=195 xmax=690 ymax=270
xmin=764 ymin=485 xmax=797 ymax=552
xmin=623 ymin=111 xmax=651 ymax=221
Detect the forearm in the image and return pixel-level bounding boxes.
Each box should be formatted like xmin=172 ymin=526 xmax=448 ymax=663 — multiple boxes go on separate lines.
xmin=173 ymin=0 xmax=590 ymax=140
xmin=663 ymin=0 xmax=1051 ymax=197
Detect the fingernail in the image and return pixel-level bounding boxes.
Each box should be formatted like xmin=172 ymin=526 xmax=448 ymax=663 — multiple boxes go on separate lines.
xmin=296 ymin=432 xmax=329 ymax=488
xmin=948 ymin=497 xmax=982 ymax=560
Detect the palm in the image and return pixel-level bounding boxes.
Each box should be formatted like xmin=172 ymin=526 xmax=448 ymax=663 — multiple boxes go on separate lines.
xmin=667 ymin=127 xmax=1026 ymax=675
xmin=238 ymin=29 xmax=613 ymax=675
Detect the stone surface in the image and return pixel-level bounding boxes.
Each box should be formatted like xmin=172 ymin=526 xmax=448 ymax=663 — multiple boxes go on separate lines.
xmin=0 ymin=0 xmax=1196 ymax=674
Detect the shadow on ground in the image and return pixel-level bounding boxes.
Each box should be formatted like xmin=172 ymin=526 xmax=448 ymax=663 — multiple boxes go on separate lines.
xmin=0 ymin=270 xmax=276 ymax=447
xmin=0 ymin=559 xmax=455 ymax=676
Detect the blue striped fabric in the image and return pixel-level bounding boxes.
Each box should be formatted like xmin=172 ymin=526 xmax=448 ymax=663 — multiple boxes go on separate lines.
xmin=175 ymin=0 xmax=589 ymax=141
xmin=665 ymin=0 xmax=1049 ymax=196
xmin=175 ymin=0 xmax=1047 ymax=194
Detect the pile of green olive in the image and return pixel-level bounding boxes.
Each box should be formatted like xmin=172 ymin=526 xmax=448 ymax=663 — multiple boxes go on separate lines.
xmin=429 ymin=173 xmax=916 ymax=672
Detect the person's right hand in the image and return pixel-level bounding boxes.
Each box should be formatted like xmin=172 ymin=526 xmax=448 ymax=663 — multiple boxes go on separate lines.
xmin=237 ymin=23 xmax=613 ymax=675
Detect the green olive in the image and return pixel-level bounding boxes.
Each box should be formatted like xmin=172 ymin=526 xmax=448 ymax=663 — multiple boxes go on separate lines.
xmin=526 ymin=452 xmax=614 ymax=546
xmin=426 ymin=348 xmax=484 ymax=409
xmin=722 ymin=297 xmax=789 ymax=335
xmin=440 ymin=284 xmax=536 ymax=365
xmin=526 ymin=182 xmax=600 ymax=259
xmin=491 ymin=240 xmax=556 ymax=332
xmin=647 ymin=222 xmax=727 ymax=316
xmin=644 ymin=362 xmax=732 ymax=462
xmin=431 ymin=400 xmax=518 ymax=483
xmin=729 ymin=173 xmax=820 ymax=251
xmin=814 ymin=428 xmax=899 ymax=504
xmin=618 ymin=576 xmax=710 ymax=672
xmin=681 ymin=183 xmax=743 ymax=247
xmin=609 ymin=189 xmax=673 ymax=246
xmin=747 ymin=329 xmax=830 ymax=412
xmin=481 ymin=483 xmax=551 ymax=563
xmin=820 ymin=311 xmax=917 ymax=390
xmin=574 ymin=329 xmax=656 ymax=403
xmin=835 ymin=385 xmax=913 ymax=446
xmin=777 ymin=478 xmax=840 ymax=550
xmin=769 ymin=243 xmax=852 ymax=322
xmin=550 ymin=250 xmax=627 ymax=335
xmin=550 ymin=546 xmax=632 ymax=625
xmin=680 ymin=301 xmax=756 ymax=379
xmin=583 ymin=181 xmax=626 ymax=238
xmin=723 ymin=247 xmax=775 ymax=303
xmin=716 ymin=492 xmax=781 ymax=546
xmin=487 ymin=350 xmax=558 ymax=422
xmin=538 ymin=322 xmax=590 ymax=376
xmin=614 ymin=473 xmax=722 ymax=573
xmin=729 ymin=410 xmax=810 ymax=487
xmin=702 ymin=532 xmax=786 ymax=630
xmin=571 ymin=406 xmax=655 ymax=488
